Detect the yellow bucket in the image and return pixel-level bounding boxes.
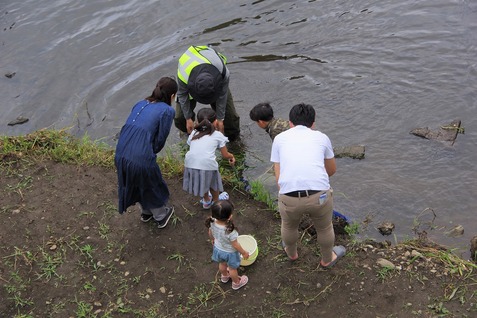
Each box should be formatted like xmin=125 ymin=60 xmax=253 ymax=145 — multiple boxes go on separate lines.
xmin=237 ymin=235 xmax=258 ymax=266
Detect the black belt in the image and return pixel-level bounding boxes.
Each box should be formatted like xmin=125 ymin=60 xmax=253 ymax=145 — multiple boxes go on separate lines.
xmin=284 ymin=190 xmax=323 ymax=197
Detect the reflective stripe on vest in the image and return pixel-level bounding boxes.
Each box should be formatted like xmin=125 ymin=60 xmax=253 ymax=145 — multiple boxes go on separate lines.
xmin=177 ymin=46 xmax=227 ymax=84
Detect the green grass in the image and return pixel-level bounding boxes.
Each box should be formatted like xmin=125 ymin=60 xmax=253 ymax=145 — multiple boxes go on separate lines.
xmin=0 ymin=129 xmax=115 ymax=167
xmin=0 ymin=129 xmax=266 ymax=203
xmin=167 ymin=252 xmax=188 ymax=273
xmin=0 ymin=129 xmax=243 ymax=187
xmin=157 ymin=148 xmax=184 ymax=178
xmin=376 ymin=266 xmax=397 ymax=282
xmin=249 ymin=180 xmax=278 ymax=213
xmin=5 ymin=271 xmax=33 ymax=308
xmin=74 ymin=298 xmax=94 ymax=318
xmin=36 ymin=249 xmax=64 ymax=281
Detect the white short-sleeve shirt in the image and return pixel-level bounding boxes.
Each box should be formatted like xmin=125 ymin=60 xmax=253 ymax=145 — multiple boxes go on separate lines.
xmin=270 ymin=125 xmax=334 ymax=194
xmin=185 ymin=130 xmax=229 ymax=170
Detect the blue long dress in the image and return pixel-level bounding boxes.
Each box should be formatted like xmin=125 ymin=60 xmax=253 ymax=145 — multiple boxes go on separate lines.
xmin=115 ymin=99 xmax=175 ymax=214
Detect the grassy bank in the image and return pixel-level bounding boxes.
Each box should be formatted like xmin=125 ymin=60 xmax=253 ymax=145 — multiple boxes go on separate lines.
xmin=0 ymin=129 xmax=277 ymax=209
xmin=1 ymin=129 xmax=476 ymax=318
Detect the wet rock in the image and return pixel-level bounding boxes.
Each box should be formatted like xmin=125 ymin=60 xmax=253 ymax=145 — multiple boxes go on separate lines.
xmin=334 ymin=145 xmax=365 ymax=160
xmin=470 ymin=236 xmax=477 ymax=262
xmin=445 ymin=225 xmax=464 ymax=237
xmin=410 ymin=119 xmax=463 ymax=145
xmin=8 ymin=116 xmax=29 ymax=126
xmin=378 ymin=222 xmax=395 ymax=236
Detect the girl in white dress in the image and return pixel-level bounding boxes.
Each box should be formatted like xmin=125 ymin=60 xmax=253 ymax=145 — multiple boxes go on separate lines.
xmin=183 ymin=108 xmax=235 ymax=209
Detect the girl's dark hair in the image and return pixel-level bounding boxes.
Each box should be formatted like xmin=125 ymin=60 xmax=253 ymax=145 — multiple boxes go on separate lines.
xmin=146 ymin=77 xmax=178 ymax=105
xmin=191 ymin=108 xmax=217 ymax=140
xmin=204 ymin=200 xmax=236 ymax=233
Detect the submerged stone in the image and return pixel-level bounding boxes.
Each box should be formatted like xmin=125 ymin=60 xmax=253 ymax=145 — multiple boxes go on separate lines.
xmin=445 ymin=225 xmax=464 ymax=237
xmin=410 ymin=119 xmax=463 ymax=145
xmin=7 ymin=116 xmax=29 ymax=126
xmin=378 ymin=222 xmax=395 ymax=236
xmin=334 ymin=145 xmax=365 ymax=160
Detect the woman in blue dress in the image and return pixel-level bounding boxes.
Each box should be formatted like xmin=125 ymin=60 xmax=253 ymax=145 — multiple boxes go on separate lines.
xmin=115 ymin=77 xmax=177 ymax=229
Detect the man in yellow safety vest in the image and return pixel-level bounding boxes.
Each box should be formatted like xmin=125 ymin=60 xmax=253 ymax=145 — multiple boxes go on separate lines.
xmin=174 ymin=45 xmax=240 ymax=141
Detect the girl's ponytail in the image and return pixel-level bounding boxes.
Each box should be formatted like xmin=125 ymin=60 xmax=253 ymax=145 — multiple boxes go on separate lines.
xmin=225 ymin=219 xmax=236 ymax=233
xmin=192 ymin=118 xmax=214 ymax=140
xmin=191 ymin=108 xmax=217 ymax=140
xmin=205 ymin=216 xmax=214 ymax=228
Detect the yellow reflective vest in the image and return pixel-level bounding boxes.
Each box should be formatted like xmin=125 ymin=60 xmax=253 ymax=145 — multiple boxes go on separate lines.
xmin=177 ymin=45 xmax=228 ymax=84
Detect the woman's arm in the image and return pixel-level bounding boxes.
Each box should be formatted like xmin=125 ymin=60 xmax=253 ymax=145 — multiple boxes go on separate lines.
xmin=153 ymin=107 xmax=175 ymax=153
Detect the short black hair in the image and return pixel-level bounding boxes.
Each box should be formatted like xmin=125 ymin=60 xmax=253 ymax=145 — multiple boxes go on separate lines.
xmin=289 ymin=103 xmax=315 ymax=127
xmin=249 ymin=102 xmax=274 ymax=122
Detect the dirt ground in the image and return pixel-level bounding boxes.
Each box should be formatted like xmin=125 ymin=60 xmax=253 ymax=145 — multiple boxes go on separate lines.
xmin=1 ymin=155 xmax=476 ymax=318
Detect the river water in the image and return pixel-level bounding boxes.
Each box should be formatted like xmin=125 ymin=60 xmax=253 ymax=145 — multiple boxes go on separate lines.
xmin=1 ymin=0 xmax=476 ymax=257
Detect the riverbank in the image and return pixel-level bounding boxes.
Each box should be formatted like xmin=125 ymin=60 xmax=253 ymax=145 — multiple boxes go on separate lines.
xmin=1 ymin=130 xmax=476 ymax=317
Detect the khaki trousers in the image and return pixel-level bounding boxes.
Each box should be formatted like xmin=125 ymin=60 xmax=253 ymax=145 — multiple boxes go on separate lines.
xmin=278 ymin=189 xmax=335 ymax=263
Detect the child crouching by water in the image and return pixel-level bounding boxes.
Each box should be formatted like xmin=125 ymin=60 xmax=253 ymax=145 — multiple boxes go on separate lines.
xmin=205 ymin=200 xmax=249 ymax=290
xmin=183 ymin=108 xmax=235 ymax=209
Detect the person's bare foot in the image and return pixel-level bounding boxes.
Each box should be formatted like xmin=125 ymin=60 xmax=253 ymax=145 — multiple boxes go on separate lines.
xmin=321 ymin=251 xmax=338 ymax=267
xmin=281 ymin=241 xmax=298 ymax=260
xmin=320 ymin=246 xmax=346 ymax=268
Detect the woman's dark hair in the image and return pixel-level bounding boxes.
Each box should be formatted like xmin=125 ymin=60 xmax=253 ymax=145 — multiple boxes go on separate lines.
xmin=249 ymin=102 xmax=274 ymax=122
xmin=191 ymin=108 xmax=217 ymax=140
xmin=204 ymin=200 xmax=236 ymax=233
xmin=289 ymin=103 xmax=315 ymax=127
xmin=146 ymin=77 xmax=178 ymax=105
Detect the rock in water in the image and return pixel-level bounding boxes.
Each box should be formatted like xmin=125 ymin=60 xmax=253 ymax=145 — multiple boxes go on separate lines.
xmin=5 ymin=72 xmax=16 ymax=78
xmin=334 ymin=145 xmax=365 ymax=160
xmin=378 ymin=222 xmax=395 ymax=236
xmin=410 ymin=119 xmax=462 ymax=145
xmin=8 ymin=116 xmax=29 ymax=126
xmin=445 ymin=225 xmax=464 ymax=237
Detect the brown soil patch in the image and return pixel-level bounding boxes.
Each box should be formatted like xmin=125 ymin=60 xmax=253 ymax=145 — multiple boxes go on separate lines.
xmin=1 ymin=156 xmax=476 ymax=317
